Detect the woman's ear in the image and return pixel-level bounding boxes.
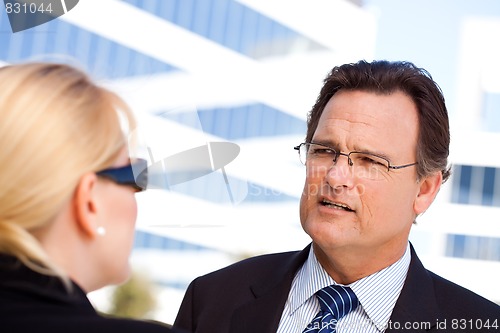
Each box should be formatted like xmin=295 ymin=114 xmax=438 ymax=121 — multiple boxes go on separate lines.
xmin=73 ymin=173 xmax=99 ymax=239
xmin=414 ymin=171 xmax=443 ymax=215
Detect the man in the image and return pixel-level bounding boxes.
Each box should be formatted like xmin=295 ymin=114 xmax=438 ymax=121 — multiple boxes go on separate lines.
xmin=173 ymin=60 xmax=500 ymax=333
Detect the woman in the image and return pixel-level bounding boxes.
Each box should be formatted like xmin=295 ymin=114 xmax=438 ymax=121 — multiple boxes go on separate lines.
xmin=0 ymin=62 xmax=180 ymax=332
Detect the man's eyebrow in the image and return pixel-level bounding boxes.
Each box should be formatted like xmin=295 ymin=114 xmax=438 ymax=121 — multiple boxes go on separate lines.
xmin=352 ymin=145 xmax=392 ymax=160
xmin=312 ymin=139 xmax=392 ymax=160
xmin=310 ymin=139 xmax=339 ymax=149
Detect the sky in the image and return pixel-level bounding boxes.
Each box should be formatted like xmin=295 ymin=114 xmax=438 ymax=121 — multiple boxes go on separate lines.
xmin=364 ymin=0 xmax=500 ymax=117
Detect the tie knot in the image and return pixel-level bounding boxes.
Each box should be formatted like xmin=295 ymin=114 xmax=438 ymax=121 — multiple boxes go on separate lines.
xmin=316 ymin=285 xmax=359 ymax=320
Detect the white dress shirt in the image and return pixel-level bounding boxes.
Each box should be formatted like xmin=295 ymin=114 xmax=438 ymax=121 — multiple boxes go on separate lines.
xmin=277 ymin=243 xmax=411 ymax=333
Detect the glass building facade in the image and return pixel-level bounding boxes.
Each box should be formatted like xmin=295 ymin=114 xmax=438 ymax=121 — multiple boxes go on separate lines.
xmin=1 ymin=0 xmax=498 ymax=320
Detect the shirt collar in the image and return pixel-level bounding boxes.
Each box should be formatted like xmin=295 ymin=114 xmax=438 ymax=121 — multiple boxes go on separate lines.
xmin=350 ymin=244 xmax=411 ymax=331
xmin=289 ymin=243 xmax=411 ymax=331
xmin=289 ymin=246 xmax=335 ymax=314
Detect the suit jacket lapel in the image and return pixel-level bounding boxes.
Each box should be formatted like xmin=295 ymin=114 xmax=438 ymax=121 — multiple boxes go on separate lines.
xmin=228 ymin=243 xmax=440 ymax=333
xmin=385 ymin=244 xmax=440 ymax=332
xmin=229 ymin=245 xmax=311 ymax=333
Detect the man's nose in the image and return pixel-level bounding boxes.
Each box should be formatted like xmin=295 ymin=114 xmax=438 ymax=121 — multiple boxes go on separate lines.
xmin=326 ymin=154 xmax=355 ymax=188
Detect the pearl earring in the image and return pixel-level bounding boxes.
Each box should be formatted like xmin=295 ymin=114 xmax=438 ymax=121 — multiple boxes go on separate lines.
xmin=96 ymin=226 xmax=106 ymax=236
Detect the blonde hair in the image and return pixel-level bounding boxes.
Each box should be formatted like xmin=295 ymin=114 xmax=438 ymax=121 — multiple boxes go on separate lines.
xmin=0 ymin=62 xmax=136 ymax=281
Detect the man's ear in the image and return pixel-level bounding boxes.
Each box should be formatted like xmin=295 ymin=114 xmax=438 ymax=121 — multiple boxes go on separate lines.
xmin=414 ymin=171 xmax=443 ymax=215
xmin=74 ymin=173 xmax=99 ymax=239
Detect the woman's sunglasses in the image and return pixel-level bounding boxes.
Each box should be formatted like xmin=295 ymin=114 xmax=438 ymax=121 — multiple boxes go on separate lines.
xmin=96 ymin=159 xmax=148 ymax=192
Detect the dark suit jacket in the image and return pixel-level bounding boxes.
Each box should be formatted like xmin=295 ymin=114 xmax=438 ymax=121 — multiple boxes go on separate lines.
xmin=174 ymin=244 xmax=499 ymax=333
xmin=0 ymin=255 xmax=184 ymax=333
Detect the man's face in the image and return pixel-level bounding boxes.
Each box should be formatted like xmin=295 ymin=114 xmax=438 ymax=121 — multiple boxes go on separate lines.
xmin=300 ymin=89 xmax=423 ymax=256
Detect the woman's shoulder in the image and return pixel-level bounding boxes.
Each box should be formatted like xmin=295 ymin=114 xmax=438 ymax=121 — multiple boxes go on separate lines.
xmin=70 ymin=315 xmax=181 ymax=333
xmin=0 ymin=255 xmax=183 ymax=333
xmin=2 ymin=314 xmax=181 ymax=333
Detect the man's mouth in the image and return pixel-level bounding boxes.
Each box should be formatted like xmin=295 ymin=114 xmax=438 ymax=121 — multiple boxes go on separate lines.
xmin=320 ymin=199 xmax=355 ymax=212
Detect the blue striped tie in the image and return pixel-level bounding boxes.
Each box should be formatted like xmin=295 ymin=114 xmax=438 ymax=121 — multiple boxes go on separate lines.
xmin=303 ymin=285 xmax=359 ymax=333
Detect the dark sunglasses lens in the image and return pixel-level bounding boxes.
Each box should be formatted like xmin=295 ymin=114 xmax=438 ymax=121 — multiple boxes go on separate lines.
xmin=134 ymin=165 xmax=148 ymax=191
xmin=130 ymin=159 xmax=148 ymax=191
xmin=97 ymin=159 xmax=148 ymax=191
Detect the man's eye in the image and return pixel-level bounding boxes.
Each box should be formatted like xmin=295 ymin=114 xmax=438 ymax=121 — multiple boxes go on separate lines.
xmin=358 ymin=155 xmax=386 ymax=167
xmin=361 ymin=156 xmax=377 ymax=163
xmin=311 ymin=148 xmax=333 ymax=154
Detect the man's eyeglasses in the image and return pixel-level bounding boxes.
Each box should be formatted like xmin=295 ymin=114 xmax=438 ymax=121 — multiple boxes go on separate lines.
xmin=294 ymin=142 xmax=418 ymax=180
xmin=96 ymin=158 xmax=148 ymax=192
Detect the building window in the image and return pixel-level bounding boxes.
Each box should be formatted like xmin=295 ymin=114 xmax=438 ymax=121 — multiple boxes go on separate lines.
xmin=446 ymin=234 xmax=500 ymax=261
xmin=451 ymin=164 xmax=499 ymax=207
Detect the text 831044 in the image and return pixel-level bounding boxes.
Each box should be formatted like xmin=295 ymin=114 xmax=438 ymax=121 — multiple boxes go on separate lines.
xmin=5 ymin=2 xmax=53 ymax=14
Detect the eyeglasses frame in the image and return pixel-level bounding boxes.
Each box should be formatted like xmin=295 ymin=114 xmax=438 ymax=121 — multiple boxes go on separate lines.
xmin=294 ymin=142 xmax=418 ymax=172
xmin=96 ymin=158 xmax=148 ymax=192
